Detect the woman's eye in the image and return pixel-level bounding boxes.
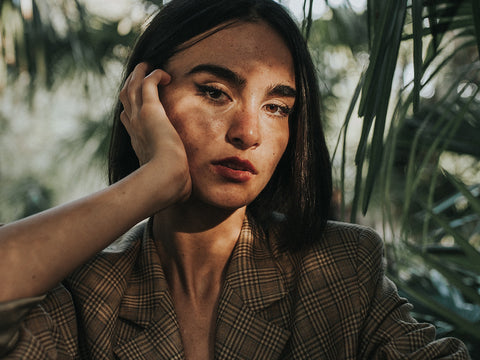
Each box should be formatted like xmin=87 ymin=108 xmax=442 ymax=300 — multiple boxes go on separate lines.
xmin=197 ymin=85 xmax=228 ymax=102
xmin=265 ymin=104 xmax=291 ymax=117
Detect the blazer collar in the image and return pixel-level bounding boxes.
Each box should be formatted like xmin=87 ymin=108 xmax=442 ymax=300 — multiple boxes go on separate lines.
xmin=114 ymin=217 xmax=291 ymax=359
xmin=223 ymin=217 xmax=289 ymax=311
xmin=213 ymin=218 xmax=291 ymax=359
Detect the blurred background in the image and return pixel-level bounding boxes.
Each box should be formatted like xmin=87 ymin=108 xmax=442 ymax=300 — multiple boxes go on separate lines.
xmin=1 ymin=0 xmax=479 ymax=356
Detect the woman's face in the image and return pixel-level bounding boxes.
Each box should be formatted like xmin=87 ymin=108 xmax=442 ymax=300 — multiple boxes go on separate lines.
xmin=160 ymin=21 xmax=295 ymax=210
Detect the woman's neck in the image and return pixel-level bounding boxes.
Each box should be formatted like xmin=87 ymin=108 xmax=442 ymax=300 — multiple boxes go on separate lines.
xmin=152 ymin=200 xmax=246 ymax=359
xmin=152 ymin=200 xmax=245 ymax=300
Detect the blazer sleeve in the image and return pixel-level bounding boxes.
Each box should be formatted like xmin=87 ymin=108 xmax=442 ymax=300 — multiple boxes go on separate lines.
xmin=355 ymin=227 xmax=471 ymax=359
xmin=0 ymin=285 xmax=79 ymax=359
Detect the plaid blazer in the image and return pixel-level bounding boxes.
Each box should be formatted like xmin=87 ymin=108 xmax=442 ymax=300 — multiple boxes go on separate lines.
xmin=1 ymin=219 xmax=470 ymax=359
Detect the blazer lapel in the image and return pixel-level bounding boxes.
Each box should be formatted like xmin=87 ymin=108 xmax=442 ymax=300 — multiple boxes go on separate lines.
xmin=113 ymin=293 xmax=185 ymax=360
xmin=112 ymin=222 xmax=185 ymax=360
xmin=215 ymin=219 xmax=291 ymax=360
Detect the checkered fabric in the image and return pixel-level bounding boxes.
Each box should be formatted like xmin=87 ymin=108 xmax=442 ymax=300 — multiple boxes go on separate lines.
xmin=0 ymin=219 xmax=471 ymax=359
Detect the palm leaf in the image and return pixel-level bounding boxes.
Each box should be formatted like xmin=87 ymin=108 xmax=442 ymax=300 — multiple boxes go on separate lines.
xmin=412 ymin=0 xmax=423 ymax=114
xmin=349 ymin=0 xmax=407 ymax=219
xmin=392 ymin=275 xmax=480 ymax=340
xmin=473 ymin=0 xmax=480 ymax=57
xmin=346 ymin=0 xmax=479 ymax=220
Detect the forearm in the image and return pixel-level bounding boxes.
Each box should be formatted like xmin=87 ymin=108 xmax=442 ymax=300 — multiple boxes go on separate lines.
xmin=0 ymin=162 xmax=188 ymax=302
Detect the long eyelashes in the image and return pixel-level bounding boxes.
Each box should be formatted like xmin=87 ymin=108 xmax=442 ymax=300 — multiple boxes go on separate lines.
xmin=196 ymin=84 xmax=229 ymax=102
xmin=265 ymin=104 xmax=291 ymax=117
xmin=195 ymin=83 xmax=291 ymax=118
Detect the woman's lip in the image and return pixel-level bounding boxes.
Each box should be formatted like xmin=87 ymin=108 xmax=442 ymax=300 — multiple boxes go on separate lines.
xmin=212 ymin=157 xmax=258 ymax=182
xmin=212 ymin=157 xmax=258 ymax=174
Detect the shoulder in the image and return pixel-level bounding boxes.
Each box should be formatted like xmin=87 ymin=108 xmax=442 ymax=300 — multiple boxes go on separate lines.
xmin=269 ymin=221 xmax=385 ymax=292
xmin=80 ymin=221 xmax=145 ymax=266
xmin=102 ymin=221 xmax=147 ymax=254
xmin=317 ymin=221 xmax=386 ymax=290
xmin=300 ymin=221 xmax=384 ymax=268
xmin=321 ymin=220 xmax=383 ymax=250
xmin=64 ymin=221 xmax=147 ymax=294
xmin=271 ymin=220 xmax=387 ymax=303
xmin=269 ymin=220 xmax=384 ymax=270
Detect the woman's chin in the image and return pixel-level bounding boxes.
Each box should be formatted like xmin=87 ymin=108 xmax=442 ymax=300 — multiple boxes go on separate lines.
xmin=186 ymin=188 xmax=255 ymax=212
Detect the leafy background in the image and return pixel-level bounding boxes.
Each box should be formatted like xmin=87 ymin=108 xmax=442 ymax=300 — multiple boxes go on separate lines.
xmin=1 ymin=0 xmax=479 ymax=356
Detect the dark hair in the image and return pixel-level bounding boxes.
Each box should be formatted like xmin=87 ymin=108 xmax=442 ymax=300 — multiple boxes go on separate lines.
xmin=108 ymin=0 xmax=332 ymax=250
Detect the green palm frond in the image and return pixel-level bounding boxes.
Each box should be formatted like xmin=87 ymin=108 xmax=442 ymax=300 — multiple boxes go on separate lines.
xmin=344 ymin=0 xmax=480 ymax=220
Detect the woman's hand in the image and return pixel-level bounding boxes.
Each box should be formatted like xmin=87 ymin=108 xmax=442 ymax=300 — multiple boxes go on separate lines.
xmin=119 ymin=62 xmax=192 ymax=205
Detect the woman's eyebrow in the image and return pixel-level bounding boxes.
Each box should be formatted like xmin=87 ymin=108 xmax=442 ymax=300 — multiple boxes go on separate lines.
xmin=187 ymin=63 xmax=296 ymax=98
xmin=187 ymin=64 xmax=246 ymax=87
xmin=267 ymin=84 xmax=296 ymax=98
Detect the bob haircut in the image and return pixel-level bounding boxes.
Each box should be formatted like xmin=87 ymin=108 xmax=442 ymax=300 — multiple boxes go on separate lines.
xmin=108 ymin=0 xmax=332 ymax=251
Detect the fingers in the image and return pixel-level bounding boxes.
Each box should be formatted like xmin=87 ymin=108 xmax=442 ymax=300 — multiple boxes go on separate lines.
xmin=119 ymin=62 xmax=171 ymax=131
xmin=118 ymin=62 xmax=176 ymax=167
xmin=119 ymin=110 xmax=130 ymax=134
xmin=119 ymin=62 xmax=149 ymax=116
xmin=120 ymin=63 xmax=171 ymax=113
xmin=142 ymin=69 xmax=171 ymax=104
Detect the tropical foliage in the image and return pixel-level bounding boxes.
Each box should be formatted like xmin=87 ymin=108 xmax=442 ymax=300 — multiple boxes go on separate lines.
xmin=338 ymin=0 xmax=480 ymax=353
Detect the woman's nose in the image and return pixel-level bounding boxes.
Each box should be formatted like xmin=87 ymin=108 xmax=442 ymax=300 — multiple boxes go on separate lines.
xmin=226 ymin=108 xmax=261 ymax=150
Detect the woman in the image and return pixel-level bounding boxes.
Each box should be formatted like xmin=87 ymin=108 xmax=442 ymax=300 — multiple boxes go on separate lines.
xmin=0 ymin=0 xmax=471 ymax=359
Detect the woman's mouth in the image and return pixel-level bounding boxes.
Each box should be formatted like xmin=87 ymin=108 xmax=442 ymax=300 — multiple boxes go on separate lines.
xmin=212 ymin=157 xmax=257 ymax=182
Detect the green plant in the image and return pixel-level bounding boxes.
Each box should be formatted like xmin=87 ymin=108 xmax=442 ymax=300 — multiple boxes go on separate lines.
xmin=339 ymin=0 xmax=480 ymax=353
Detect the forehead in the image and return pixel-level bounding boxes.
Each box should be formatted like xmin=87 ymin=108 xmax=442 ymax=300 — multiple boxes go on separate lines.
xmin=165 ymin=21 xmax=295 ymax=85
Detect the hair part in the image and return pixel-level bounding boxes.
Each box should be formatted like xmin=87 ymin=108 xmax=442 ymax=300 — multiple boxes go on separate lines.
xmin=108 ymin=0 xmax=332 ymax=251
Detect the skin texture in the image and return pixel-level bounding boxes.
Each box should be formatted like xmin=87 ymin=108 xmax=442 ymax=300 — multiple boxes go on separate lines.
xmin=0 ymin=20 xmax=295 ymax=360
